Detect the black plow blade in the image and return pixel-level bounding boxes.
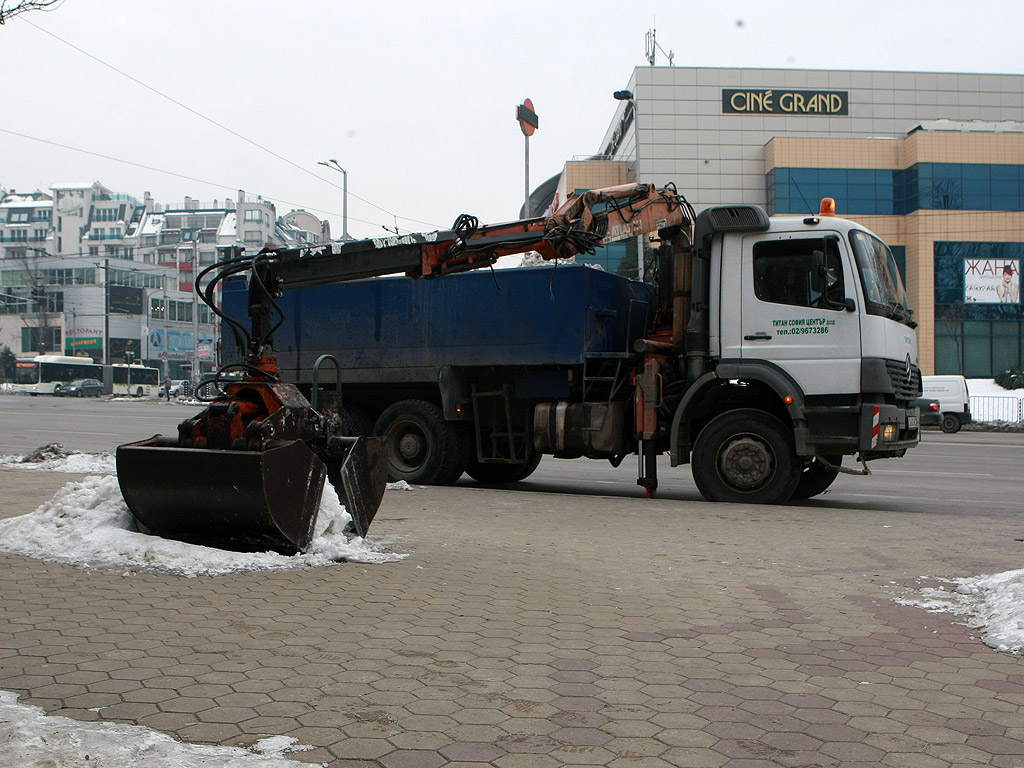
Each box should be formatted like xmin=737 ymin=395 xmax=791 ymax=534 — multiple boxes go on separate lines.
xmin=116 ymin=437 xmax=325 ymax=555
xmin=322 ymin=436 xmax=389 ymax=538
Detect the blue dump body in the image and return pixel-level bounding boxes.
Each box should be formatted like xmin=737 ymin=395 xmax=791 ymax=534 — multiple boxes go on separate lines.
xmin=222 ymin=264 xmax=655 ymax=384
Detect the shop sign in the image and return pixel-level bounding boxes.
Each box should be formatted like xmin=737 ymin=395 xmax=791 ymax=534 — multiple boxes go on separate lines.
xmin=723 ymin=88 xmax=849 ymax=115
xmin=68 ymin=337 xmax=102 ymax=348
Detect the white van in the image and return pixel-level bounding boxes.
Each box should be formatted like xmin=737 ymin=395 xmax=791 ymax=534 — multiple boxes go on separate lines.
xmin=921 ymin=375 xmax=972 ymax=433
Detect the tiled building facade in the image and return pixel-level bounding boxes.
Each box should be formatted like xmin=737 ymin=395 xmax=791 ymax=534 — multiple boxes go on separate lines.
xmin=575 ymin=66 xmax=1024 ymax=376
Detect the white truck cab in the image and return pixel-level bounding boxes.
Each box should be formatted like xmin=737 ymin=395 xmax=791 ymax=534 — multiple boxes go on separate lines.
xmin=683 ymin=201 xmax=920 ymax=498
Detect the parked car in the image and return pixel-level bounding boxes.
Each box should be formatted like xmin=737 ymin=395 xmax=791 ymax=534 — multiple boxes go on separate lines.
xmin=56 ymin=378 xmax=104 ymax=398
xmin=915 ymin=397 xmax=942 ymax=428
xmin=158 ymin=379 xmax=186 ymax=398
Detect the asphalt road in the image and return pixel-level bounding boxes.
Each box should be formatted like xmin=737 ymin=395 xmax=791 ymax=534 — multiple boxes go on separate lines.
xmin=1 ymin=393 xmax=1022 ymax=519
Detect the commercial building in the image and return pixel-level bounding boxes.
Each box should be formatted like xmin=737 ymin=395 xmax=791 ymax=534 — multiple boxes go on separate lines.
xmin=1 ymin=182 xmax=329 ymax=378
xmin=560 ymin=66 xmax=1024 ymax=377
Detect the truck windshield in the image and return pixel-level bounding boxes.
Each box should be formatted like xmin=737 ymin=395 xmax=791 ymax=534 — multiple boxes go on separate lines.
xmin=849 ymin=230 xmax=914 ymax=327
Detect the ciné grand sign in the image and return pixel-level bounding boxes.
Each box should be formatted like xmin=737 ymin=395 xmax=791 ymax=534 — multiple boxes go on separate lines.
xmin=723 ymin=89 xmax=849 ymax=115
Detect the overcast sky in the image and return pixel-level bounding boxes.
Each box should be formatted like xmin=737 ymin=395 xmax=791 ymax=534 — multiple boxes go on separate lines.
xmin=2 ymin=0 xmax=1023 ymax=240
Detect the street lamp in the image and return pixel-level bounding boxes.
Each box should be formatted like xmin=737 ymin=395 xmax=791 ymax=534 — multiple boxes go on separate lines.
xmin=613 ymin=90 xmax=643 ymax=279
xmin=318 ymin=159 xmax=350 ymax=240
xmin=612 ymin=89 xmax=638 ymax=172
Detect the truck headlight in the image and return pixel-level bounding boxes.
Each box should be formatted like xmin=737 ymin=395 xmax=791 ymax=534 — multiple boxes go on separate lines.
xmin=882 ymin=423 xmax=898 ymax=442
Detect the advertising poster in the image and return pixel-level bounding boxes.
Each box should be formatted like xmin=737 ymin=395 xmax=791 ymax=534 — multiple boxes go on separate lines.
xmin=964 ymin=259 xmax=1020 ymax=303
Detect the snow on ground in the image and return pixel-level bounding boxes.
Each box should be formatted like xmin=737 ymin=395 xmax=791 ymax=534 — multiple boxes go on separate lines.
xmin=894 ymin=571 xmax=1024 ymax=655
xmin=0 ymin=690 xmax=324 ymax=768
xmin=0 ymin=445 xmax=407 ymax=576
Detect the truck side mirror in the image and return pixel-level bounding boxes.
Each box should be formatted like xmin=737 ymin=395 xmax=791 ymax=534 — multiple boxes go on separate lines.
xmin=812 ymin=250 xmax=848 ymax=311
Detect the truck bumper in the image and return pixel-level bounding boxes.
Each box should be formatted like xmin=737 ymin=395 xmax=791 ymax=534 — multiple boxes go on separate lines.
xmin=858 ymin=402 xmax=920 ymax=457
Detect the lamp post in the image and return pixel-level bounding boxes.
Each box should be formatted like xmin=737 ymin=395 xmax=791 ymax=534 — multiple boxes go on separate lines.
xmin=613 ymin=89 xmax=638 ymax=174
xmin=613 ymin=90 xmax=643 ymax=278
xmin=318 ymin=159 xmax=350 ymax=240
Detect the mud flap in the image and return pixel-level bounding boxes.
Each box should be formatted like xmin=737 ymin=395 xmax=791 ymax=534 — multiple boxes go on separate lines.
xmin=320 ymin=436 xmax=389 ymax=538
xmin=116 ymin=436 xmax=325 ymax=555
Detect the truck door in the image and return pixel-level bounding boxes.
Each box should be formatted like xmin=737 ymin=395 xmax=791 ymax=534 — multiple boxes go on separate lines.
xmin=738 ymin=233 xmax=861 ymax=395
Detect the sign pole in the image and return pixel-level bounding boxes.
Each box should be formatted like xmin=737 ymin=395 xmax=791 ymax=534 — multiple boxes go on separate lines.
xmin=524 ymin=133 xmax=530 ymax=218
xmin=516 ymin=99 xmax=538 ymax=219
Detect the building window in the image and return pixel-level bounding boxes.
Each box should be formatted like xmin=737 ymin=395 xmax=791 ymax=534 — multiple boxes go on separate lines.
xmin=21 ymin=326 xmax=61 ymax=354
xmin=243 ymin=209 xmax=262 ymax=222
xmin=243 ymin=230 xmax=262 ymax=243
xmin=7 ymin=211 xmax=29 ymax=223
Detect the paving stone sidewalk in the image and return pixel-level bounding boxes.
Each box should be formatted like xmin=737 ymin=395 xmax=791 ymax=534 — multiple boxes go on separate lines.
xmin=0 ymin=470 xmax=1022 ymax=767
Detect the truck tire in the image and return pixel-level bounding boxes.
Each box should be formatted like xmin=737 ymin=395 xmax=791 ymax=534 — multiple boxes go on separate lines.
xmin=940 ymin=413 xmax=961 ymax=433
xmin=338 ymin=407 xmax=372 ymax=437
xmin=434 ymin=422 xmax=472 ymax=485
xmin=691 ymin=409 xmax=800 ymax=504
xmin=790 ymin=455 xmax=841 ymax=500
xmin=373 ymin=400 xmax=457 ymax=484
xmin=466 ymin=451 xmax=542 ymax=484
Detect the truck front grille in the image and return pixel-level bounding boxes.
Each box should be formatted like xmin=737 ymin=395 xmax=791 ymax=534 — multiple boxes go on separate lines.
xmin=886 ymin=359 xmax=922 ymax=402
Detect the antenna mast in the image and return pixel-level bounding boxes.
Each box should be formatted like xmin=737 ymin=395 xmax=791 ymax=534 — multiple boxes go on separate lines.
xmin=645 ymin=28 xmax=675 ymax=66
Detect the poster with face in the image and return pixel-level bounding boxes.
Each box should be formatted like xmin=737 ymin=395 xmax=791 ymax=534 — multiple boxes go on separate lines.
xmin=964 ymin=259 xmax=1020 ymax=303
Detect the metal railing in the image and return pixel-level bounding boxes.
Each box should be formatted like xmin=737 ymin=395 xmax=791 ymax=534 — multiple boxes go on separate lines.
xmin=970 ymin=396 xmax=1024 ymax=423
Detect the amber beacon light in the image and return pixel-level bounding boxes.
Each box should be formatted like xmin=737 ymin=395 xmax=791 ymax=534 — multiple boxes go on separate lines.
xmin=819 ymin=197 xmax=837 ymax=216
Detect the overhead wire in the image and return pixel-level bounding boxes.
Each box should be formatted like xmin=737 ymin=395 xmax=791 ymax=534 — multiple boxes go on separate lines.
xmin=0 ymin=127 xmax=382 ymax=229
xmin=16 ymin=18 xmax=444 ymax=233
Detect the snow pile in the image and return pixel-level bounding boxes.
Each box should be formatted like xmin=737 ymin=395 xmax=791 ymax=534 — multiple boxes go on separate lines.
xmin=0 ymin=690 xmax=323 ymax=767
xmin=0 ymin=474 xmax=404 ymax=576
xmin=0 ymin=444 xmax=407 ymax=576
xmin=0 ymin=442 xmax=116 ymax=473
xmin=896 ymin=570 xmax=1024 ymax=654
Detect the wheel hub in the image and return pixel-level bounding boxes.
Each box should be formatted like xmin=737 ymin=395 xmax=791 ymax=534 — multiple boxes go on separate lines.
xmin=398 ymin=433 xmax=424 ymax=462
xmin=719 ymin=436 xmax=774 ymax=490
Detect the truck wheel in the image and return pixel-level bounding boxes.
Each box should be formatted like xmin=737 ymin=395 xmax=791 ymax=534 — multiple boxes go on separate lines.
xmin=466 ymin=451 xmax=542 ymax=484
xmin=692 ymin=409 xmax=800 ymax=504
xmin=434 ymin=422 xmax=472 ymax=485
xmin=373 ymin=400 xmax=456 ymax=484
xmin=940 ymin=413 xmax=961 ymax=433
xmin=790 ymin=455 xmax=841 ymax=500
xmin=338 ymin=407 xmax=372 ymax=437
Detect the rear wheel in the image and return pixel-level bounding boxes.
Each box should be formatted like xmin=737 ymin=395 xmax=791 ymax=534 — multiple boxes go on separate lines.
xmin=691 ymin=409 xmax=799 ymax=504
xmin=373 ymin=400 xmax=458 ymax=485
xmin=940 ymin=413 xmax=961 ymax=433
xmin=465 ymin=451 xmax=542 ymax=484
xmin=135 ymin=387 xmax=143 ymax=398
xmin=790 ymin=455 xmax=841 ymax=500
xmin=434 ymin=421 xmax=472 ymax=485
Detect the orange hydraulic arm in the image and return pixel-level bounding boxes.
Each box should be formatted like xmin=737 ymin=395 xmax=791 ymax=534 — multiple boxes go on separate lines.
xmin=417 ymin=182 xmax=693 ymax=277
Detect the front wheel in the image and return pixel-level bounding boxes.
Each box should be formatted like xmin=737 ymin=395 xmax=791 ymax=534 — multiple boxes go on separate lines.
xmin=691 ymin=409 xmax=799 ymax=504
xmin=940 ymin=413 xmax=961 ymax=433
xmin=135 ymin=387 xmax=143 ymax=398
xmin=790 ymin=455 xmax=841 ymax=500
xmin=76 ymin=389 xmax=84 ymax=398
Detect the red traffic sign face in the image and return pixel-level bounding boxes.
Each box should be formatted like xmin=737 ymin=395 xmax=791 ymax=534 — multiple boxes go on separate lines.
xmin=517 ymin=98 xmax=538 ymax=137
